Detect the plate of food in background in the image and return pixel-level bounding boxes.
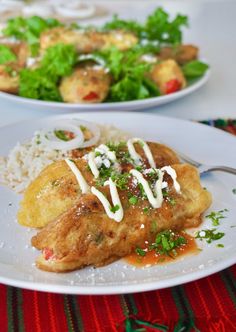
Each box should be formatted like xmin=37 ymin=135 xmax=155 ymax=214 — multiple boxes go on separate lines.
xmin=0 ymin=8 xmax=209 ymax=111
xmin=0 ymin=112 xmax=235 ymax=294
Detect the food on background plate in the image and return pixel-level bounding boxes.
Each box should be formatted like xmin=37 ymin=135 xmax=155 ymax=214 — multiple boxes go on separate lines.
xmin=0 ymin=8 xmax=209 ymax=103
xmin=0 ymin=119 xmax=212 ymax=272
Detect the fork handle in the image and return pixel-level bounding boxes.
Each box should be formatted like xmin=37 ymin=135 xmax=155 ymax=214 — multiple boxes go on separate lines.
xmin=199 ymin=165 xmax=236 ymax=175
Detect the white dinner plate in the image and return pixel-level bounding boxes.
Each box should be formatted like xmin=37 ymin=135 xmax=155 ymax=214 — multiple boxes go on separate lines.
xmin=0 ymin=112 xmax=235 ymax=295
xmin=0 ymin=70 xmax=210 ymax=112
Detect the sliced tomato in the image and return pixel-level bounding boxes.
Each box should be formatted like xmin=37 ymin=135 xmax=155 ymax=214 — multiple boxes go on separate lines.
xmin=165 ymin=79 xmax=181 ymax=94
xmin=83 ymin=91 xmax=99 ymax=101
xmin=43 ymin=248 xmax=54 ymax=260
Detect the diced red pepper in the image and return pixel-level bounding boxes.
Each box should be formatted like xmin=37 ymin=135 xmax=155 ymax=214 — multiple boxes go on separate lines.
xmin=43 ymin=248 xmax=54 ymax=260
xmin=63 ymin=130 xmax=75 ymax=140
xmin=83 ymin=91 xmax=99 ymax=101
xmin=165 ymin=79 xmax=181 ymax=94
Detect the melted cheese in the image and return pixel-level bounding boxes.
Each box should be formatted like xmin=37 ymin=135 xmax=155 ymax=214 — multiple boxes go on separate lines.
xmin=127 ymin=138 xmax=156 ymax=168
xmin=91 ymin=178 xmax=124 ymax=222
xmin=65 ymin=159 xmax=90 ymax=194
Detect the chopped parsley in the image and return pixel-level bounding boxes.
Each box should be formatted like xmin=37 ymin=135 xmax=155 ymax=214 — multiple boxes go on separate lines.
xmin=232 ymin=188 xmax=236 ymax=194
xmin=149 ymin=230 xmax=187 ymax=257
xmin=167 ymin=196 xmax=176 ymax=206
xmin=206 ymin=209 xmax=228 ymax=226
xmin=129 ymin=196 xmax=138 ymax=205
xmin=110 ymin=204 xmax=120 ymax=213
xmin=217 ymin=244 xmax=224 ymax=248
xmin=135 ymin=248 xmax=146 ymax=257
xmin=195 ymin=229 xmax=225 ymax=244
xmin=143 ymin=207 xmax=151 ymax=214
xmin=111 ymin=172 xmax=129 ymax=190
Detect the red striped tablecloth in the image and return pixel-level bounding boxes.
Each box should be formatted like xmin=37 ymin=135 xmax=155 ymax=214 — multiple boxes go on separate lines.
xmin=0 ymin=119 xmax=235 ymax=332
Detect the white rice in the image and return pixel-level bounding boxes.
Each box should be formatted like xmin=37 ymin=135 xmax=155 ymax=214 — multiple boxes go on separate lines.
xmin=0 ymin=124 xmax=130 ymax=193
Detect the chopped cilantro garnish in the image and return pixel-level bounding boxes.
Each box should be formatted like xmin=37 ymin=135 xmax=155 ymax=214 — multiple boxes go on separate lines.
xmin=195 ymin=229 xmax=225 ymax=243
xmin=135 ymin=248 xmax=146 ymax=257
xmin=162 ymin=189 xmax=169 ymax=197
xmin=206 ymin=209 xmax=228 ymax=226
xmin=111 ymin=172 xmax=129 ymax=190
xmin=217 ymin=244 xmax=224 ymax=248
xmin=138 ymin=183 xmax=147 ymax=199
xmin=168 ymin=197 xmax=176 ymax=206
xmin=95 ymin=151 xmax=101 ymax=157
xmin=143 ymin=207 xmax=150 ymax=214
xmin=106 ymin=141 xmax=126 ymax=152
xmin=232 ymin=188 xmax=236 ymax=194
xmin=129 ymin=196 xmax=138 ymax=205
xmin=110 ymin=204 xmax=120 ymax=213
xmin=135 ymin=165 xmax=143 ymax=171
xmin=149 ymin=230 xmax=187 ymax=257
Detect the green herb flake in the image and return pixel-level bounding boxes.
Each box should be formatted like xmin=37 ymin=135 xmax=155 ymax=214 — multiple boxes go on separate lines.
xmin=143 ymin=207 xmax=151 ymax=214
xmin=135 ymin=248 xmax=146 ymax=257
xmin=168 ymin=197 xmax=176 ymax=206
xmin=232 ymin=188 xmax=236 ymax=194
xmin=150 ymin=230 xmax=187 ymax=257
xmin=217 ymin=244 xmax=224 ymax=248
xmin=195 ymin=229 xmax=225 ymax=244
xmin=206 ymin=209 xmax=228 ymax=226
xmin=110 ymin=204 xmax=120 ymax=213
xmin=129 ymin=196 xmax=138 ymax=205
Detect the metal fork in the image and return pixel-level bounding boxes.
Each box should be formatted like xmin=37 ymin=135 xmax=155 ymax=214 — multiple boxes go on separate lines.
xmin=175 ymin=150 xmax=236 ymax=175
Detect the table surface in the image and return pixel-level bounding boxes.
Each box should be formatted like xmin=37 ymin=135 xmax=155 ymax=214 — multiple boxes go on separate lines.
xmin=0 ymin=0 xmax=236 ymax=127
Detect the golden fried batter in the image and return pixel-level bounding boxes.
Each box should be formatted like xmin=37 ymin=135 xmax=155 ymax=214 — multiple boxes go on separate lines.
xmin=32 ymin=164 xmax=211 ymax=272
xmin=18 ymin=141 xmax=179 ymax=228
xmin=158 ymin=44 xmax=199 ymax=65
xmin=59 ymin=66 xmax=111 ymax=103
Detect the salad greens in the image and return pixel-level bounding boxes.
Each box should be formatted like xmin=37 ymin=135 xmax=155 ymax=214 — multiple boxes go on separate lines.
xmin=182 ymin=60 xmax=209 ymax=78
xmin=3 ymin=16 xmax=62 ymax=55
xmin=95 ymin=47 xmax=160 ymax=101
xmin=104 ymin=7 xmax=188 ymax=44
xmin=0 ymin=45 xmax=17 ymax=64
xmin=19 ymin=43 xmax=77 ymax=101
xmin=1 ymin=7 xmax=209 ymax=103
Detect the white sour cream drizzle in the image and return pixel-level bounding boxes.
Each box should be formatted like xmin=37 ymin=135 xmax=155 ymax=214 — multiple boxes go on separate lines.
xmin=91 ymin=178 xmax=124 ymax=222
xmin=130 ymin=169 xmax=164 ymax=208
xmin=130 ymin=166 xmax=180 ymax=209
xmin=88 ymin=152 xmax=100 ymax=179
xmin=64 ymin=140 xmax=181 ymax=222
xmin=127 ymin=138 xmax=156 ymax=168
xmin=65 ymin=158 xmax=90 ymax=194
xmin=161 ymin=166 xmax=181 ymax=193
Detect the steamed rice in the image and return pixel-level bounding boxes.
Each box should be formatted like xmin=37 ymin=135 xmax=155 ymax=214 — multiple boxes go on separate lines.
xmin=0 ymin=124 xmax=130 ymax=193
